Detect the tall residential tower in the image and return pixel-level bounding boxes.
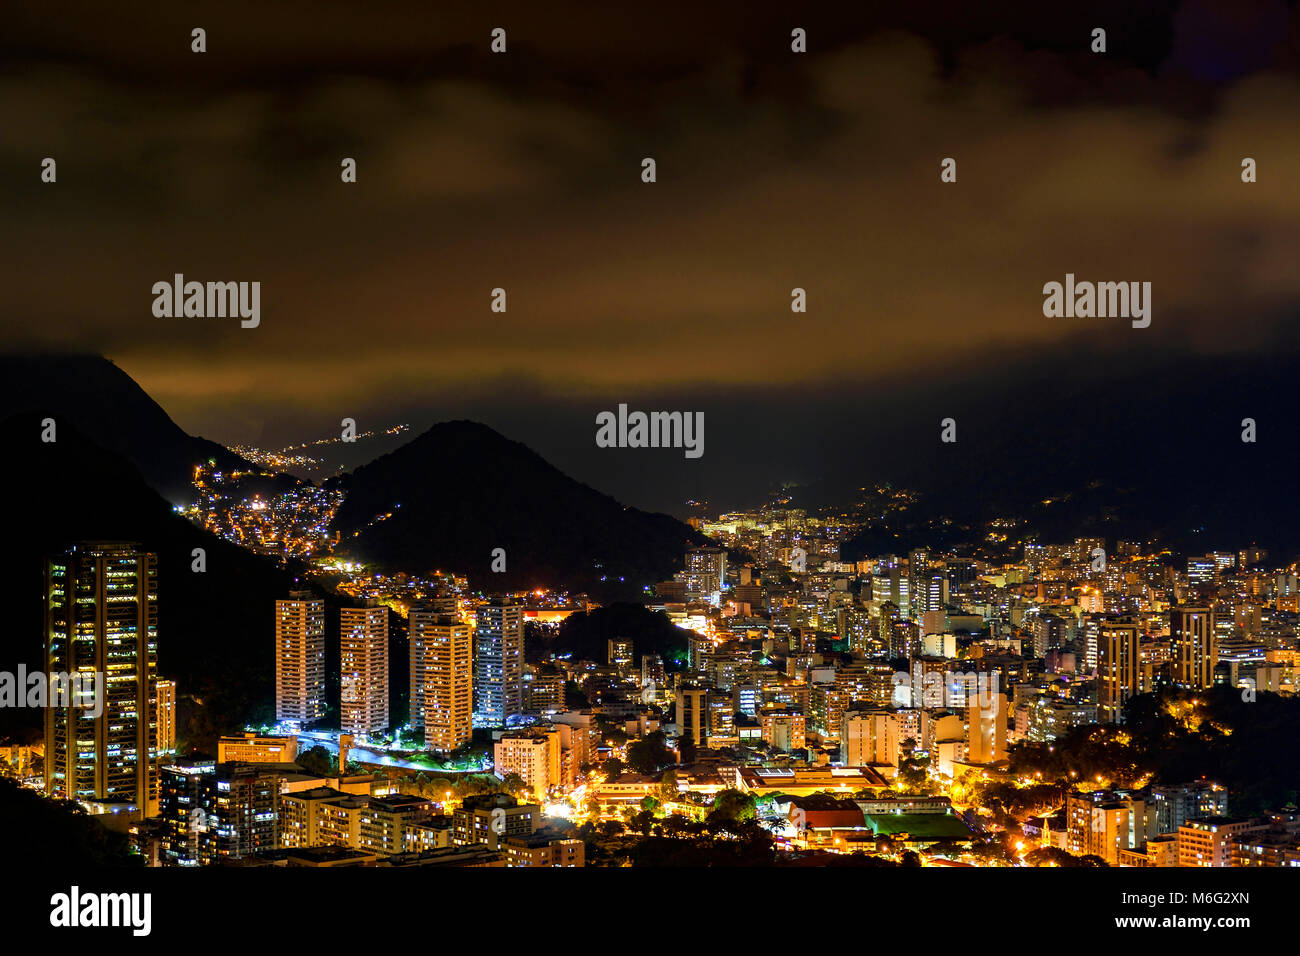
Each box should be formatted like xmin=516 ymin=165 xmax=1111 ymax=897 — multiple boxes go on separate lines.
xmin=411 ymin=606 xmax=472 ymax=752
xmin=474 ymin=597 xmax=523 ymax=726
xmin=1172 ymin=606 xmax=1217 ymax=689
xmin=44 ymin=541 xmax=159 ymax=817
xmin=275 ymin=589 xmax=326 ymax=727
xmin=341 ymin=603 xmax=389 ymax=737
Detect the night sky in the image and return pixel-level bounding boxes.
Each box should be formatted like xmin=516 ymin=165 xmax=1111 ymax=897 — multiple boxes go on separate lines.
xmin=4 ymin=1 xmax=1299 ymax=515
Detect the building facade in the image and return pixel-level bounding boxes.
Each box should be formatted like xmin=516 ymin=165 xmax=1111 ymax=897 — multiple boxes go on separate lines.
xmin=341 ymin=603 xmax=389 ymax=737
xmin=474 ymin=597 xmax=524 ymax=726
xmin=44 ymin=542 xmax=160 ymax=817
xmin=275 ymin=590 xmax=326 ymax=727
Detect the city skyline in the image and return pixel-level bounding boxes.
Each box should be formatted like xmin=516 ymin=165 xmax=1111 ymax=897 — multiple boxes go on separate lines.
xmin=14 ymin=522 xmax=1300 ymax=869
xmin=3 ymin=4 xmax=1297 ymax=935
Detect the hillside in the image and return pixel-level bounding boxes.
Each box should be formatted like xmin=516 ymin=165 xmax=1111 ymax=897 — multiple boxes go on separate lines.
xmin=329 ymin=420 xmax=706 ymax=596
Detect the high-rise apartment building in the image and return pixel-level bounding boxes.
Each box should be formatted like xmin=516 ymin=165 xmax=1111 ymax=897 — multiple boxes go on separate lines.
xmin=1099 ymin=617 xmax=1141 ymax=723
xmin=408 ymin=594 xmax=458 ymax=731
xmin=474 ymin=597 xmax=523 ymax=726
xmin=872 ymin=569 xmax=910 ymax=619
xmin=341 ymin=603 xmax=389 ymax=737
xmin=280 ymin=786 xmax=350 ymax=849
xmin=1172 ymin=607 xmax=1217 ymax=689
xmin=276 ymin=589 xmax=326 ymax=727
xmin=918 ymin=574 xmax=949 ymax=618
xmin=1080 ymin=616 xmax=1102 ymax=671
xmin=1065 ymin=790 xmax=1157 ymax=862
xmin=967 ymin=693 xmax=1008 ymax=764
xmin=838 ymin=606 xmax=874 ymax=653
xmin=908 ymin=550 xmax=932 ymax=617
xmin=411 ymin=609 xmax=472 ymax=752
xmin=1026 ymin=698 xmax=1095 ymax=742
xmin=678 ymin=686 xmax=709 ymax=747
xmin=1150 ymin=782 xmax=1229 ymax=834
xmin=684 ymin=547 xmax=727 ymax=597
xmin=44 ymin=542 xmax=159 ymax=818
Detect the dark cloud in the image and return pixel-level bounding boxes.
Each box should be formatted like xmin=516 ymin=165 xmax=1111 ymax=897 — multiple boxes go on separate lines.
xmin=3 ymin=1 xmax=1298 ymax=513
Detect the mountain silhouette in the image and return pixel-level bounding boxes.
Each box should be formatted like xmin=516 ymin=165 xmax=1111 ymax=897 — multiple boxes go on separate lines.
xmin=329 ymin=420 xmax=706 ymax=596
xmin=0 ymin=354 xmax=247 ymax=505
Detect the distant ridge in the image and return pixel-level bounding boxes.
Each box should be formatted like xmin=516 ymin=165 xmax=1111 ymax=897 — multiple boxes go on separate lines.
xmin=832 ymin=345 xmax=1300 ymax=562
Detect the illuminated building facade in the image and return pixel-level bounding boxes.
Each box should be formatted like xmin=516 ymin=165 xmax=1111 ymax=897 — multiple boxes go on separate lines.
xmin=408 ymin=595 xmax=458 ymax=732
xmin=44 ymin=541 xmax=159 ymax=818
xmin=452 ymin=794 xmax=539 ymax=849
xmin=678 ymin=686 xmax=710 ymax=747
xmin=417 ymin=611 xmax=472 ymax=752
xmin=1171 ymin=606 xmax=1217 ymax=689
xmin=1098 ymin=618 xmax=1140 ymax=723
xmin=216 ymin=733 xmax=299 ymax=763
xmin=275 ymin=590 xmax=326 ymax=726
xmin=341 ymin=603 xmax=389 ymax=737
xmin=156 ymin=679 xmax=176 ymax=759
xmin=494 ymin=730 xmax=561 ymax=800
xmin=199 ymin=763 xmax=283 ymax=864
xmin=474 ymin=597 xmax=523 ymax=726
xmin=159 ymin=761 xmax=213 ymax=866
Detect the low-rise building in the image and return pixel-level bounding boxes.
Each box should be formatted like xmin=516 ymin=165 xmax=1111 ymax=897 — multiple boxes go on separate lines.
xmin=1177 ymin=817 xmax=1261 ymax=867
xmin=452 ymin=794 xmax=540 ymax=848
xmin=216 ymin=734 xmax=299 ymax=764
